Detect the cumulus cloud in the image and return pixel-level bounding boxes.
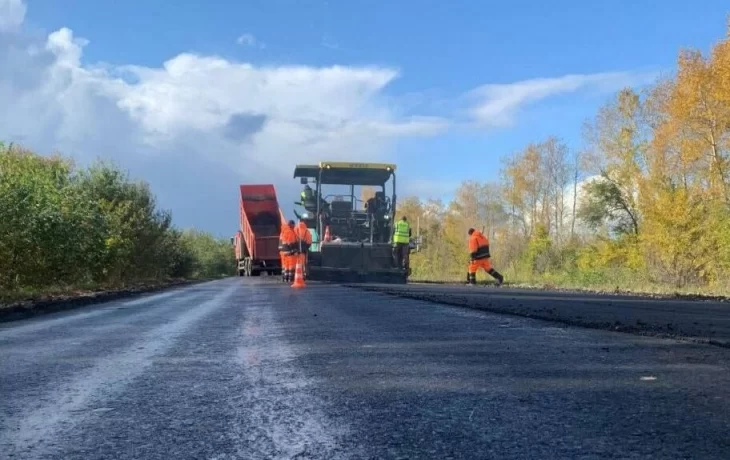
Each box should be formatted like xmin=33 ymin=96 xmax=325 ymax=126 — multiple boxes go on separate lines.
xmin=0 ymin=0 xmax=25 ymax=32
xmin=469 ymin=71 xmax=657 ymax=127
xmin=1 ymin=0 xmax=658 ymax=235
xmin=236 ymin=33 xmax=264 ymax=48
xmin=0 ymin=3 xmax=447 ymax=234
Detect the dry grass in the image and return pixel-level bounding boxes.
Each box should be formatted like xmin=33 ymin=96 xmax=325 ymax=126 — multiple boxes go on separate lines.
xmin=411 ymin=272 xmax=730 ymax=300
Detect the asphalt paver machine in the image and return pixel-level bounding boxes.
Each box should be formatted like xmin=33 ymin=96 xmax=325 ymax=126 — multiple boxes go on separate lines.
xmin=293 ymin=161 xmax=409 ymax=284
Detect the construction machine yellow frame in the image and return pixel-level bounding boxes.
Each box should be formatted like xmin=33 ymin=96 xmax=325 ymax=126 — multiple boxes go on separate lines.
xmin=293 ymin=161 xmax=409 ymax=284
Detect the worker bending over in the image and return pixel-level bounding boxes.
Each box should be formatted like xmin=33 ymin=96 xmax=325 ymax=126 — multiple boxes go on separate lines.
xmin=278 ymin=220 xmax=298 ymax=283
xmin=392 ymin=216 xmax=411 ymax=273
xmin=467 ymin=228 xmax=504 ymax=286
xmin=295 ymin=219 xmax=313 ymax=279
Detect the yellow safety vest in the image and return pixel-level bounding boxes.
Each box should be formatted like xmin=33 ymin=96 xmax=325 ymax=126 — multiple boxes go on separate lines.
xmin=393 ymin=220 xmax=410 ymax=244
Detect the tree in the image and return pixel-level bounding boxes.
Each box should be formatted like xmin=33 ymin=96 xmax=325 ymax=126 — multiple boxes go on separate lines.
xmin=542 ymin=136 xmax=572 ymax=243
xmin=0 ymin=146 xmax=234 ymax=296
xmin=655 ymin=48 xmax=730 ymax=204
xmin=580 ymin=88 xmax=647 ymax=235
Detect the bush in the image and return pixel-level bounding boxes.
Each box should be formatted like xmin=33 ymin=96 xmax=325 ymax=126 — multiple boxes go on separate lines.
xmin=0 ymin=143 xmax=234 ymax=297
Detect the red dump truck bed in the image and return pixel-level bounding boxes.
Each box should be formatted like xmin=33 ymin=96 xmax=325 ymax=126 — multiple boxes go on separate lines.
xmin=235 ymin=184 xmax=287 ymax=276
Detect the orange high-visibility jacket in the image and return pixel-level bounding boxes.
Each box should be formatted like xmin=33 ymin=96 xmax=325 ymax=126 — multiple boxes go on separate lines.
xmin=295 ymin=222 xmax=313 ymax=245
xmin=279 ymin=226 xmax=298 ymax=254
xmin=468 ymin=230 xmax=490 ymax=260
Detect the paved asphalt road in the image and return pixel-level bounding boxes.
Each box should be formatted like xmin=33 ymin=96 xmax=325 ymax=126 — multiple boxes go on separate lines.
xmin=353 ymin=283 xmax=730 ymax=347
xmin=1 ymin=278 xmax=729 ymax=459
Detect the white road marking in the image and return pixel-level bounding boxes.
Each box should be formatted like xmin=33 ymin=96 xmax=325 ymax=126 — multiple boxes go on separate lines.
xmin=0 ymin=285 xmax=237 ymax=459
xmin=226 ymin=290 xmax=353 ymax=459
xmin=0 ymin=284 xmax=206 ymax=338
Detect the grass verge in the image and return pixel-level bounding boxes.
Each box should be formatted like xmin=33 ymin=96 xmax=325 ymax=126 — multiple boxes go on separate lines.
xmin=409 ymin=273 xmax=730 ymax=302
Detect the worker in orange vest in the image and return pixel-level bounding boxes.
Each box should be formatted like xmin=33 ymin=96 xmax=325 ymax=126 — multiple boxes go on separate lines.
xmin=279 ymin=220 xmax=298 ymax=283
xmin=295 ymin=219 xmax=313 ymax=279
xmin=467 ymin=228 xmax=504 ymax=286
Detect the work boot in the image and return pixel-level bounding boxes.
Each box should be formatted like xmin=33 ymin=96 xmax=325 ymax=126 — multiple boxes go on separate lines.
xmin=466 ymin=273 xmax=477 ymax=286
xmin=488 ymin=269 xmax=504 ymax=286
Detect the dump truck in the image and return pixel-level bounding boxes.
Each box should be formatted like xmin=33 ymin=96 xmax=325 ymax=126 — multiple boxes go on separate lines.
xmin=233 ymin=184 xmax=286 ymax=277
xmin=293 ymin=161 xmax=411 ymax=284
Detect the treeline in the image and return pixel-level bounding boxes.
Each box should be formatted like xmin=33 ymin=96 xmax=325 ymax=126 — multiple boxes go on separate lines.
xmin=400 ymin=25 xmax=730 ymax=292
xmin=0 ymin=143 xmax=234 ymax=298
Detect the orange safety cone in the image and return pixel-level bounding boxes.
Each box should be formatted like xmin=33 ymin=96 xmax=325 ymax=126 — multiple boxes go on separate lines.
xmin=323 ymin=225 xmax=331 ymax=242
xmin=291 ymin=261 xmax=306 ymax=288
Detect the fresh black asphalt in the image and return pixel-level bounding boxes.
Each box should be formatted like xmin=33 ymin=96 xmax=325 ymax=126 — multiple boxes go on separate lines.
xmin=1 ymin=278 xmax=729 ymax=459
xmin=353 ymin=283 xmax=730 ymax=347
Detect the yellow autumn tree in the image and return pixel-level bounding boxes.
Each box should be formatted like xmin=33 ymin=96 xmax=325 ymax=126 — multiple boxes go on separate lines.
xmin=400 ymin=22 xmax=730 ymax=293
xmin=640 ymin=24 xmax=730 ymax=287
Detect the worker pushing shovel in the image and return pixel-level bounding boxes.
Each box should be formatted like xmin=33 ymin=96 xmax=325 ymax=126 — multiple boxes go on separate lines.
xmin=466 ymin=227 xmax=504 ymax=286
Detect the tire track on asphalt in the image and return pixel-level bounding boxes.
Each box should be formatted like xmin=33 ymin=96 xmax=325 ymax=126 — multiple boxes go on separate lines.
xmin=0 ymin=283 xmax=237 ymax=460
xmin=222 ymin=284 xmax=354 ymax=460
xmin=0 ymin=283 xmax=209 ymax=340
xmin=0 ymin=290 xmax=215 ymax=429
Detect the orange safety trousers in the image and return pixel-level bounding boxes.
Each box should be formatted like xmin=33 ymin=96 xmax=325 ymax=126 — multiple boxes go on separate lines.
xmin=468 ymin=258 xmax=492 ymax=274
xmin=280 ymin=252 xmax=295 ymax=271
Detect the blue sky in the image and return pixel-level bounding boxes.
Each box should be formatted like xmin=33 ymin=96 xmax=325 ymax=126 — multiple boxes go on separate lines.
xmin=2 ymin=0 xmax=729 ymax=235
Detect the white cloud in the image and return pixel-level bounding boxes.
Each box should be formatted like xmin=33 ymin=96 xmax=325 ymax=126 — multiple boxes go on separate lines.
xmin=0 ymin=6 xmax=446 ymax=234
xmin=469 ymin=71 xmax=657 ymax=127
xmin=46 ymin=27 xmax=89 ymax=67
xmin=236 ymin=33 xmax=264 ymax=48
xmin=0 ymin=0 xmax=657 ymax=236
xmin=0 ymin=0 xmax=25 ymax=32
